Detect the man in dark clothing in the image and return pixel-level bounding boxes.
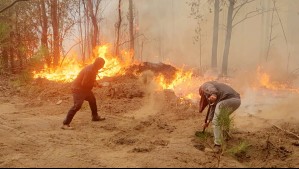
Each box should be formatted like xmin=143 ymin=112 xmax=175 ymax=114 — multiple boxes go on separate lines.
xmin=61 ymin=57 xmax=106 ymax=130
xmin=199 ymin=81 xmax=241 ymax=151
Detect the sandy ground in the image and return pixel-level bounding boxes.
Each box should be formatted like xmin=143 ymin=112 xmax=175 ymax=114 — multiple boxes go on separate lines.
xmin=0 ymin=74 xmax=299 ymax=168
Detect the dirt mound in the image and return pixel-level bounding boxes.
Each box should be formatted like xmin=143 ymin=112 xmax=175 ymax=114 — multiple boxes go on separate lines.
xmin=125 ymin=62 xmax=178 ymax=80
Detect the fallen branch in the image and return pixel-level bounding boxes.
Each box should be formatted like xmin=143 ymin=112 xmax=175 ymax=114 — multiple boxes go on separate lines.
xmin=272 ymin=124 xmax=299 ymax=140
xmin=248 ymin=113 xmax=299 ymax=140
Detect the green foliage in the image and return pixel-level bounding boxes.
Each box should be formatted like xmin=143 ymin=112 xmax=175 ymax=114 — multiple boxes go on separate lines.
xmin=215 ymin=108 xmax=235 ymax=153
xmin=227 ymin=141 xmax=250 ymax=157
xmin=195 ymin=130 xmax=213 ymax=141
xmin=10 ymin=70 xmax=33 ymax=87
xmin=0 ymin=23 xmax=9 ymax=47
xmin=29 ymin=47 xmax=47 ymax=68
xmin=217 ymin=108 xmax=234 ymax=133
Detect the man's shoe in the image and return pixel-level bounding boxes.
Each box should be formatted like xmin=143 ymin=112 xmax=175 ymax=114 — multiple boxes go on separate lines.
xmin=213 ymin=144 xmax=222 ymax=153
xmin=92 ymin=116 xmax=106 ymax=121
xmin=61 ymin=124 xmax=74 ymax=130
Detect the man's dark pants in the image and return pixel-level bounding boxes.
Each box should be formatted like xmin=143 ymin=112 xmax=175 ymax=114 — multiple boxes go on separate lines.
xmin=63 ymin=91 xmax=98 ymax=125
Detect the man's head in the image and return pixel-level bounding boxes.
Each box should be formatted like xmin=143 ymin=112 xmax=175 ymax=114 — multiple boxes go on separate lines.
xmin=93 ymin=57 xmax=105 ymax=70
xmin=198 ymin=85 xmax=208 ymax=113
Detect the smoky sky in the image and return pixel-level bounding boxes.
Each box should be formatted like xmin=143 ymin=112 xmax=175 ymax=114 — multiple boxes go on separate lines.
xmin=72 ymin=0 xmax=299 ymax=74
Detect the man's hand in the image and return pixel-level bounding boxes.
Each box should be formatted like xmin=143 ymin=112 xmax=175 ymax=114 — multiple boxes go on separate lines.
xmin=95 ymin=82 xmax=111 ymax=88
xmin=202 ymin=121 xmax=210 ymax=130
xmin=101 ymin=82 xmax=111 ymax=87
xmin=208 ymin=94 xmax=217 ymax=104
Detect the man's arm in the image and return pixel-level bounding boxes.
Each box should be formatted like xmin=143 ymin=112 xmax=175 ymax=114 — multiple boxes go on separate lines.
xmin=208 ymin=105 xmax=216 ymax=122
xmin=81 ymin=70 xmax=90 ymax=87
xmin=202 ymin=105 xmax=216 ymax=129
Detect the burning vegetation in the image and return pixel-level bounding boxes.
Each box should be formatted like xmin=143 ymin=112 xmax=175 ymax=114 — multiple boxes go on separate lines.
xmin=32 ymin=45 xmax=133 ymax=82
xmin=31 ymin=44 xmax=299 ymax=103
xmin=256 ymin=66 xmax=299 ymax=94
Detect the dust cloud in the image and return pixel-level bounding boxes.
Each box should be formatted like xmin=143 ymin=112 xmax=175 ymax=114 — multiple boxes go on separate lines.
xmin=234 ymin=86 xmax=299 ymax=131
xmin=125 ymin=71 xmax=165 ymax=120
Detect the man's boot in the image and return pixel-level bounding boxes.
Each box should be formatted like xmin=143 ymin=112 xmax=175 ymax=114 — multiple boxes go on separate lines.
xmin=92 ymin=116 xmax=106 ymax=121
xmin=61 ymin=124 xmax=74 ymax=130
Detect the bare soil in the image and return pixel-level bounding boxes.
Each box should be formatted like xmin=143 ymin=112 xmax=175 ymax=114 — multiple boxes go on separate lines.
xmin=0 ymin=73 xmax=299 ymax=168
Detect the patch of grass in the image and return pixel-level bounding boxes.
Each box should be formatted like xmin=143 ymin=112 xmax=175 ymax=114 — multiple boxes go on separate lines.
xmin=217 ymin=108 xmax=234 ymax=132
xmin=195 ymin=130 xmax=213 ymax=140
xmin=215 ymin=108 xmax=236 ymax=154
xmin=227 ymin=141 xmax=250 ymax=157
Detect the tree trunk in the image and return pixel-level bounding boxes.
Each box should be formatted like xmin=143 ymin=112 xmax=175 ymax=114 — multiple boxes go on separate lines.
xmin=140 ymin=40 xmax=144 ymax=62
xmin=115 ymin=0 xmax=122 ymax=57
xmin=211 ymin=0 xmax=219 ymax=69
xmin=9 ymin=31 xmax=15 ymax=73
xmin=221 ymin=0 xmax=234 ymax=76
xmin=78 ymin=0 xmax=85 ymax=62
xmin=86 ymin=13 xmax=91 ymax=59
xmin=15 ymin=11 xmax=22 ymax=70
xmin=199 ymin=31 xmax=202 ymax=68
xmin=128 ymin=0 xmax=134 ymax=60
xmin=51 ymin=0 xmax=60 ymax=67
xmin=2 ymin=48 xmax=9 ymax=70
xmin=17 ymin=33 xmax=22 ymax=69
xmin=40 ymin=0 xmax=50 ymax=66
xmin=82 ymin=0 xmax=91 ymax=60
xmin=259 ymin=0 xmax=265 ymax=63
xmin=87 ymin=0 xmax=99 ymax=56
xmin=266 ymin=7 xmax=275 ymax=62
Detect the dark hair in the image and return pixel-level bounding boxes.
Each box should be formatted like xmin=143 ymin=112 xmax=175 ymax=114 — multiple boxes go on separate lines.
xmin=93 ymin=57 xmax=105 ymax=69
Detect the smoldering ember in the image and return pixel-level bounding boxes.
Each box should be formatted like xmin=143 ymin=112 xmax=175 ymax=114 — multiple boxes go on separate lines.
xmin=0 ymin=0 xmax=299 ymax=168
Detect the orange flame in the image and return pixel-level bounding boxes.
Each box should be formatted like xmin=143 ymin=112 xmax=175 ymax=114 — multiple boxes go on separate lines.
xmin=33 ymin=58 xmax=85 ymax=82
xmin=155 ymin=69 xmax=193 ymax=90
xmin=155 ymin=68 xmax=203 ymax=103
xmin=33 ymin=45 xmax=132 ymax=82
xmin=256 ymin=66 xmax=299 ymax=93
xmin=185 ymin=93 xmax=195 ymax=100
